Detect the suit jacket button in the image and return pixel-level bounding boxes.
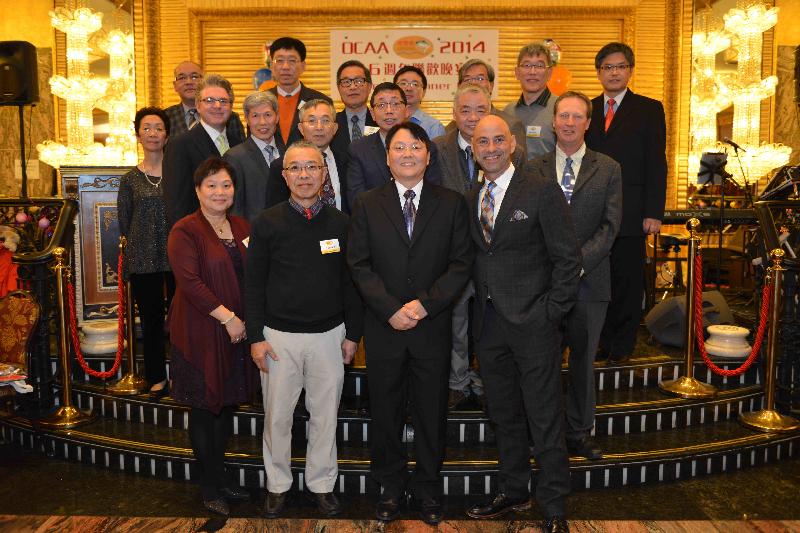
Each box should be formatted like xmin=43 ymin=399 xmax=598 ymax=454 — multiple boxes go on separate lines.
xmin=407 ymin=277 xmax=413 ymax=284
xmin=487 ymin=251 xmax=493 ymax=257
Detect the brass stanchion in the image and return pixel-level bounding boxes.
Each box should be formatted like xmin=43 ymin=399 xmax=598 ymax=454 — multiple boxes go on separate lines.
xmin=659 ymin=218 xmax=717 ymax=399
xmin=38 ymin=247 xmax=96 ymax=429
xmin=109 ymin=236 xmax=147 ymax=396
xmin=740 ymin=248 xmax=800 ymax=432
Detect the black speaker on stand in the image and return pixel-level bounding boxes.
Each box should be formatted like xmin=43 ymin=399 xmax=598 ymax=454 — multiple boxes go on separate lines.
xmin=0 ymin=40 xmax=39 ymax=199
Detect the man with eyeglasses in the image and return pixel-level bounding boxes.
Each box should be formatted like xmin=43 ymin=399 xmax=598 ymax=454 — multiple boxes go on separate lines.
xmin=465 ymin=115 xmax=579 ymax=533
xmin=164 ymin=61 xmax=245 ymax=140
xmin=393 ymin=65 xmax=445 ymax=140
xmin=346 ymin=82 xmax=443 ymax=208
xmin=504 ymin=42 xmax=557 ymax=160
xmin=266 ymin=37 xmax=333 ymax=148
xmin=585 ymin=42 xmax=667 ymax=365
xmin=444 ymin=59 xmax=526 ymax=150
xmin=330 ymin=60 xmax=376 ymax=153
xmin=266 ymin=99 xmax=351 ymax=212
xmin=347 ymin=122 xmax=473 ymax=525
xmin=245 ymin=140 xmax=363 ymax=519
xmin=164 ymin=73 xmax=246 ymax=228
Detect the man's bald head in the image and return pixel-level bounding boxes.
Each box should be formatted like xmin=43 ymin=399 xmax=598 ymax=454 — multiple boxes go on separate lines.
xmin=173 ymin=61 xmax=204 ymax=106
xmin=472 ymin=115 xmax=516 ymax=181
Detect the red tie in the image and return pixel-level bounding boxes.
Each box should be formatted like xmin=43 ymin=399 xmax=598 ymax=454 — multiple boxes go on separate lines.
xmin=304 ymin=208 xmax=313 ymax=220
xmin=604 ymin=98 xmax=616 ymax=132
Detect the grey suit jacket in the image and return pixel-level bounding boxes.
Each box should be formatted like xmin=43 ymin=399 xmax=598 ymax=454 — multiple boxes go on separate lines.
xmin=528 ymin=148 xmax=622 ymax=302
xmin=434 ymin=128 xmax=528 ymax=196
xmin=224 ymin=137 xmax=283 ymax=222
xmin=469 ymin=164 xmax=581 ymax=339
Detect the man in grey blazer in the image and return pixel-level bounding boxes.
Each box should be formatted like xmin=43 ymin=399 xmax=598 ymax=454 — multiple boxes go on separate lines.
xmin=225 ymin=91 xmax=284 ymax=222
xmin=528 ymin=91 xmax=622 ymax=461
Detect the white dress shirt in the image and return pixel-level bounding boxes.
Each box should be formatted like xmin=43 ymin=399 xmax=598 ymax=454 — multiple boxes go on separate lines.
xmin=200 ymin=120 xmax=227 ymax=149
xmin=276 ymin=84 xmax=302 ymax=97
xmin=478 ymin=162 xmax=515 ymax=220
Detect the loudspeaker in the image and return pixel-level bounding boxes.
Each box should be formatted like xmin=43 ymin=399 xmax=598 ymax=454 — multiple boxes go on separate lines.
xmin=0 ymin=41 xmax=38 ymax=106
xmin=645 ymin=290 xmax=735 ymax=348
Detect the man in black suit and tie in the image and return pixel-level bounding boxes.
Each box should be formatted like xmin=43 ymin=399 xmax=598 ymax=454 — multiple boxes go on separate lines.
xmin=163 ymin=61 xmax=245 ymax=141
xmin=224 ymin=91 xmax=284 ymax=222
xmin=347 ymin=122 xmax=473 ymax=525
xmin=265 ymin=99 xmax=351 ymax=212
xmin=267 ymin=37 xmax=332 ymax=148
xmin=585 ymin=42 xmax=667 ymax=364
xmin=330 ymin=60 xmax=376 ymax=154
xmin=163 ymin=74 xmax=246 ymax=228
xmin=346 ymin=83 xmax=442 ymax=208
xmin=465 ymin=115 xmax=580 ymax=533
xmin=528 ymin=91 xmax=622 ymax=461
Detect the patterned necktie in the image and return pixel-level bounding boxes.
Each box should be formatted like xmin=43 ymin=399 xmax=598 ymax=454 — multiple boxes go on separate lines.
xmin=320 ymin=153 xmax=336 ymax=207
xmin=186 ymin=108 xmax=198 ymax=128
xmin=216 ymin=133 xmax=229 ymax=155
xmin=561 ymin=157 xmax=575 ymax=204
xmin=464 ymin=146 xmax=476 ymax=183
xmin=480 ymin=181 xmax=496 ymax=243
xmin=351 ymin=115 xmax=362 ymax=142
xmin=604 ymin=98 xmax=616 ymax=132
xmin=403 ymin=189 xmax=416 ymax=238
xmin=264 ymin=144 xmax=276 ymax=166
xmin=304 ymin=207 xmax=313 ymax=221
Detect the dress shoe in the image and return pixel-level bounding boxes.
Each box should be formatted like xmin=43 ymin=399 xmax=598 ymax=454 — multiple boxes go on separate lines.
xmin=375 ymin=495 xmax=403 ymax=522
xmin=543 ymin=515 xmax=569 ymax=532
xmin=305 ymin=489 xmax=341 ymax=516
xmin=466 ymin=492 xmax=530 ymax=519
xmin=263 ymin=491 xmax=289 ymax=518
xmin=410 ymin=495 xmax=443 ymax=525
xmin=148 ymin=383 xmax=169 ymax=402
xmin=566 ymin=436 xmax=603 ymax=460
xmin=203 ymin=498 xmax=230 ymax=516
xmin=220 ymin=485 xmax=250 ymax=500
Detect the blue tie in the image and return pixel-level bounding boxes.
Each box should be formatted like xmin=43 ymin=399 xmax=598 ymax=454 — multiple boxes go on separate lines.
xmin=561 ymin=157 xmax=575 ymax=203
xmin=465 ymin=146 xmax=475 ymax=183
xmin=403 ymin=189 xmax=416 ymax=238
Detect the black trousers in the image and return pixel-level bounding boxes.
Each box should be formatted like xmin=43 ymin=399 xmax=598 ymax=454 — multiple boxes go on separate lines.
xmin=130 ymin=272 xmax=175 ymax=385
xmin=476 ymin=302 xmax=570 ymax=518
xmin=188 ymin=406 xmax=234 ymax=500
xmin=366 ymin=330 xmax=450 ymax=500
xmin=600 ymin=236 xmax=646 ymax=357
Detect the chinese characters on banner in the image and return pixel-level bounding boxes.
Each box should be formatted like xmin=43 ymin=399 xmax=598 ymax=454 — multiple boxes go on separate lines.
xmin=330 ymin=29 xmax=500 ymax=101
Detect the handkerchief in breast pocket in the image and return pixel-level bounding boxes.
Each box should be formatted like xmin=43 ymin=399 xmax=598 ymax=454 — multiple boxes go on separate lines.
xmin=510 ymin=209 xmax=529 ymax=221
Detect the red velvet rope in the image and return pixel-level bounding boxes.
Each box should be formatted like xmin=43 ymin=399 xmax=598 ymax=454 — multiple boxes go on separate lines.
xmin=64 ymin=249 xmax=126 ymax=379
xmin=694 ymin=252 xmax=772 ymax=376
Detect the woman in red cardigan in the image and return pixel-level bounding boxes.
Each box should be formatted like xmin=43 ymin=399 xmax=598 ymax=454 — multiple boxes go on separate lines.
xmin=167 ymin=157 xmax=253 ymax=516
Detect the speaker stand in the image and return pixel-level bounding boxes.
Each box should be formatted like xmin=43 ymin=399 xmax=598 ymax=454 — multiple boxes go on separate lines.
xmin=18 ymin=104 xmax=28 ymax=199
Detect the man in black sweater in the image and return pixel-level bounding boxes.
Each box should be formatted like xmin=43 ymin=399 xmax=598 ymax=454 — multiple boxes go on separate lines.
xmin=245 ymin=141 xmax=363 ymax=519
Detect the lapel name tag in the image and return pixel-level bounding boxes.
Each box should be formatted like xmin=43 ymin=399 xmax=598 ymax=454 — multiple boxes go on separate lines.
xmin=363 ymin=125 xmax=380 ymax=136
xmin=320 ymin=238 xmax=340 ymax=254
xmin=526 ymin=125 xmax=542 ymax=138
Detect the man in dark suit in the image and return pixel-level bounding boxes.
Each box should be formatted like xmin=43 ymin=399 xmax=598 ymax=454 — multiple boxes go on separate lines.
xmin=330 ymin=60 xmax=376 ymax=154
xmin=163 ymin=74 xmax=246 ymax=228
xmin=265 ymin=99 xmax=350 ymax=212
xmin=347 ymin=122 xmax=473 ymax=525
xmin=585 ymin=42 xmax=667 ymax=363
xmin=465 ymin=115 xmax=580 ymax=533
xmin=224 ymin=91 xmax=284 ymax=222
xmin=163 ymin=61 xmax=245 ymax=141
xmin=346 ymin=83 xmax=442 ymax=208
xmin=267 ymin=37 xmax=332 ymax=148
xmin=528 ymin=91 xmax=622 ymax=461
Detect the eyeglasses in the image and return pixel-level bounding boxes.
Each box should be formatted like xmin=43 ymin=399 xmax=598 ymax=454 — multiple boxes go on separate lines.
xmin=599 ymin=64 xmax=631 ymax=73
xmin=283 ymin=163 xmax=325 ymax=176
xmin=474 ymin=136 xmax=508 ymax=148
xmin=302 ymin=118 xmax=334 ymax=127
xmin=462 ymin=75 xmax=487 ymax=84
xmin=389 ymin=142 xmax=426 ymax=154
xmin=274 ymin=58 xmax=300 ymax=67
xmin=175 ymin=73 xmax=201 ymax=82
xmin=200 ymin=97 xmax=231 ymax=106
xmin=518 ymin=62 xmax=549 ymax=72
xmin=140 ymin=126 xmax=166 ymax=134
xmin=397 ymin=80 xmax=421 ymax=89
xmin=373 ymin=102 xmax=405 ymax=111
xmin=338 ymin=77 xmax=367 ymax=88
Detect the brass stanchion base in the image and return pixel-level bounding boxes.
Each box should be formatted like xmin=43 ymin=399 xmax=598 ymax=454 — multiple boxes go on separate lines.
xmin=739 ymin=409 xmax=800 ymax=433
xmin=659 ymin=376 xmax=717 ymax=399
xmin=108 ymin=373 xmax=148 ymax=396
xmin=37 ymin=405 xmax=96 ymax=429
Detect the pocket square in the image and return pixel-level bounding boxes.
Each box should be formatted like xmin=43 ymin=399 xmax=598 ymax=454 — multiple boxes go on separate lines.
xmin=510 ymin=209 xmax=529 ymax=221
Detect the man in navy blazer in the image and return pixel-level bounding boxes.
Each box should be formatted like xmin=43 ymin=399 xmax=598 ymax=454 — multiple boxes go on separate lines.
xmin=330 ymin=60 xmax=377 ymax=155
xmin=346 ymin=82 xmax=442 ymax=208
xmin=585 ymin=42 xmax=667 ymax=363
xmin=529 ymin=91 xmax=622 ymax=461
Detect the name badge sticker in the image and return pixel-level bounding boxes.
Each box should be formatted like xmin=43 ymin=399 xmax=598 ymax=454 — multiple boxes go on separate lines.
xmin=363 ymin=125 xmax=380 ymax=136
xmin=320 ymin=238 xmax=341 ymax=254
xmin=526 ymin=125 xmax=542 ymax=138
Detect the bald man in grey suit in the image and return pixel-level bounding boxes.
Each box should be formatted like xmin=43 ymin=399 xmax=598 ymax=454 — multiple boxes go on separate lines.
xmin=528 ymin=91 xmax=621 ymax=462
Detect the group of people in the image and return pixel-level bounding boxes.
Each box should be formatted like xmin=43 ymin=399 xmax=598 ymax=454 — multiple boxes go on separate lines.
xmin=115 ymin=35 xmax=666 ymax=533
